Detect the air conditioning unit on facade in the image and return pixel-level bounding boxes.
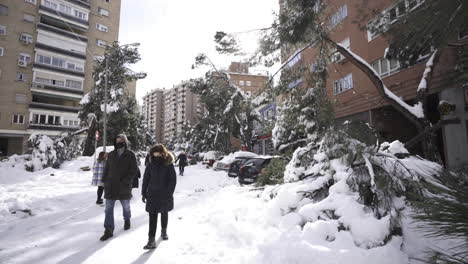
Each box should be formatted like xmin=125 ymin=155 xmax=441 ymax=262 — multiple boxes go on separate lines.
xmin=18 ymin=60 xmax=28 ymax=67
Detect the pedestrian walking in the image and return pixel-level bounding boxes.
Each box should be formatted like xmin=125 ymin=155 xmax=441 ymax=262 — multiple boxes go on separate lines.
xmin=142 ymin=144 xmax=177 ymax=249
xmin=100 ymin=134 xmax=138 ymax=241
xmin=91 ymin=151 xmax=107 ymax=205
xmin=175 ymin=151 xmax=188 ymax=176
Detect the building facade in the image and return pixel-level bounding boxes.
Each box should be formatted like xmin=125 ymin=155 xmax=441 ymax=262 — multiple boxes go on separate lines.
xmin=227 ymin=62 xmax=268 ymax=97
xmin=280 ymin=0 xmax=468 ymax=169
xmin=0 ymin=0 xmax=121 ymax=157
xmin=142 ymin=88 xmax=164 ymax=143
xmin=162 ymin=81 xmax=202 ymax=143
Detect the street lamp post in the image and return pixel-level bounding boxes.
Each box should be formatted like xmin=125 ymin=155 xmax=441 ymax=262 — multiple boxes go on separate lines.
xmin=103 ymin=57 xmax=109 ymax=152
xmin=101 ymin=42 xmax=140 ymax=153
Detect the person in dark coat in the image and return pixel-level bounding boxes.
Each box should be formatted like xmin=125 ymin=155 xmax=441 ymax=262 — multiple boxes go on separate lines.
xmin=175 ymin=151 xmax=188 ymax=176
xmin=141 ymin=144 xmax=177 ymax=249
xmin=100 ymin=134 xmax=138 ymax=241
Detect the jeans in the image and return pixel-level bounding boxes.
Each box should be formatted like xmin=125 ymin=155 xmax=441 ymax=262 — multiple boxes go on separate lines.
xmin=179 ymin=165 xmax=185 ymax=175
xmin=148 ymin=212 xmax=168 ymax=238
xmin=104 ymin=199 xmax=131 ymax=229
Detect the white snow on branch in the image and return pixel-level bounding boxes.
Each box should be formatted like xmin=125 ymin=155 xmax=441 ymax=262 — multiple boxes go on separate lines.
xmin=79 ymin=93 xmax=90 ymax=105
xmin=100 ymin=102 xmax=119 ymax=113
xmin=417 ymin=50 xmax=437 ymax=92
xmin=337 ymin=43 xmax=425 ymax=119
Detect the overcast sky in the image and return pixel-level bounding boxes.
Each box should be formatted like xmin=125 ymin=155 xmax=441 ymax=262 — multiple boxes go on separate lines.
xmin=118 ymin=0 xmax=278 ymax=103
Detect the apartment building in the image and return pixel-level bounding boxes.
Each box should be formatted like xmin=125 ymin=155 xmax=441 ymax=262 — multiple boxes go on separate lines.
xmin=227 ymin=62 xmax=268 ymax=96
xmin=0 ymin=0 xmax=121 ymax=156
xmin=162 ymin=81 xmax=202 ymax=143
xmin=281 ymin=0 xmax=468 ymax=169
xmin=142 ymin=88 xmax=164 ymax=143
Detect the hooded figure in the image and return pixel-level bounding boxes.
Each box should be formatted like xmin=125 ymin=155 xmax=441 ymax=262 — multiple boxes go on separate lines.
xmin=141 ymin=144 xmax=177 ymax=249
xmin=100 ymin=134 xmax=138 ymax=241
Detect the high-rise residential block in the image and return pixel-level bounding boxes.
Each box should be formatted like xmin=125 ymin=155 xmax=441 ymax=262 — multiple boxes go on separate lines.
xmin=142 ymin=88 xmax=164 ymax=143
xmin=0 ymin=0 xmax=121 ymax=156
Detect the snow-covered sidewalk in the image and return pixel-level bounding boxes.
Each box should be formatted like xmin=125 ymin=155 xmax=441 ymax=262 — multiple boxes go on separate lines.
xmin=0 ymin=158 xmax=271 ymax=264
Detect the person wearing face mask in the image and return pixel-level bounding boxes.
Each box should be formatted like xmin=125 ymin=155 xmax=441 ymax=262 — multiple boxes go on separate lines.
xmin=100 ymin=134 xmax=138 ymax=241
xmin=141 ymin=144 xmax=177 ymax=249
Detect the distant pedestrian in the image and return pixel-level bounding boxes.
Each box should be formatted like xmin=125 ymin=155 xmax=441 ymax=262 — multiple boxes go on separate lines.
xmin=175 ymin=151 xmax=188 ymax=176
xmin=91 ymin=152 xmax=107 ymax=205
xmin=100 ymin=134 xmax=138 ymax=241
xmin=142 ymin=144 xmax=177 ymax=249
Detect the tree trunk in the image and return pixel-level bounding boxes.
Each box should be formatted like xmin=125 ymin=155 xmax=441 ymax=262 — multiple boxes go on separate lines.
xmin=333 ymin=43 xmax=445 ymax=162
xmin=82 ymin=117 xmax=98 ymax=156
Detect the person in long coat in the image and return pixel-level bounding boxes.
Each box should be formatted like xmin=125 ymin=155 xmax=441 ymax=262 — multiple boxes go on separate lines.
xmin=100 ymin=134 xmax=138 ymax=241
xmin=141 ymin=144 xmax=177 ymax=249
xmin=175 ymin=151 xmax=188 ymax=176
xmin=91 ymin=152 xmax=107 ymax=205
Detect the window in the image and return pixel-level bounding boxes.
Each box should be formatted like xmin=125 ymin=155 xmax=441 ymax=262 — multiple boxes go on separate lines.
xmin=51 ymin=79 xmax=64 ymax=86
xmin=25 ymin=0 xmax=37 ymax=4
xmin=63 ymin=120 xmax=68 ymax=126
xmin=23 ymin=13 xmax=35 ymax=23
xmin=0 ymin=47 xmax=3 ymax=56
xmin=15 ymin=94 xmax=27 ymax=104
xmin=367 ymin=0 xmax=424 ymax=41
xmin=246 ymin=81 xmax=251 ymax=86
xmin=371 ymin=57 xmax=400 ymax=77
xmin=59 ymin=4 xmax=71 ymax=15
xmin=16 ymin=73 xmax=27 ymax=82
xmin=96 ymin=39 xmax=107 ymax=47
xmin=331 ymin=38 xmax=350 ymax=63
xmin=44 ymin=0 xmax=57 ymax=10
xmin=36 ymin=54 xmax=52 ymax=64
xmin=0 ymin=4 xmax=8 ymax=16
xmin=31 ymin=114 xmax=39 ymax=124
xmin=0 ymin=25 xmax=6 ymax=35
xmin=35 ymin=77 xmax=50 ymax=84
xmin=20 ymin=33 xmax=33 ymax=44
xmin=96 ymin=23 xmax=108 ymax=32
xmin=98 ymin=7 xmax=109 ymax=16
xmin=66 ymin=79 xmax=82 ymax=89
xmin=329 ymin=5 xmax=347 ymax=28
xmin=74 ymin=10 xmax=87 ymax=20
xmin=52 ymin=57 xmax=65 ymax=68
xmin=19 ymin=53 xmax=31 ymax=63
xmin=239 ymin=80 xmax=244 ymax=86
xmin=287 ymin=52 xmax=301 ymax=68
xmin=333 ymin=74 xmax=353 ymax=94
xmin=13 ymin=114 xmax=25 ymax=124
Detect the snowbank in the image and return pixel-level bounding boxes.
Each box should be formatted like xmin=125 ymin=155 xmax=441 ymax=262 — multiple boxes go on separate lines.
xmin=217 ymin=151 xmax=259 ymax=165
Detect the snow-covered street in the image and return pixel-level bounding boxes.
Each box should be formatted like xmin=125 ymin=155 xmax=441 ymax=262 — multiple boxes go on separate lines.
xmin=0 ymin=153 xmax=457 ymax=264
xmin=0 ymin=157 xmax=272 ymax=264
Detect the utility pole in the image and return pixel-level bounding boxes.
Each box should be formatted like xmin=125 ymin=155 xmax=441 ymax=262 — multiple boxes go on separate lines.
xmin=103 ymin=56 xmax=109 ymax=152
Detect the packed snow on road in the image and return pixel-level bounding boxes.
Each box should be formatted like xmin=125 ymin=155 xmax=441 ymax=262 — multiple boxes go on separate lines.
xmin=0 ymin=153 xmax=458 ymax=264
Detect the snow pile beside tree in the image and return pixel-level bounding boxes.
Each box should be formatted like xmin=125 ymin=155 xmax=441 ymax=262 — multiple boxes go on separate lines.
xmin=25 ymin=134 xmax=57 ymax=172
xmin=254 ymin=128 xmax=462 ymax=263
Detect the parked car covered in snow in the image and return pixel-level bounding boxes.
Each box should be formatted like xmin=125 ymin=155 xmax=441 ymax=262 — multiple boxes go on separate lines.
xmin=200 ymin=151 xmax=223 ymax=167
xmin=238 ymin=156 xmax=284 ymax=185
xmin=213 ymin=151 xmax=259 ymax=172
xmin=227 ymin=158 xmax=252 ymax=177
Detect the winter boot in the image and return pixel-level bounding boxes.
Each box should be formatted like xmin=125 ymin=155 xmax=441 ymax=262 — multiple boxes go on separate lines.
xmin=100 ymin=228 xmax=113 ymax=241
xmin=96 ymin=198 xmax=103 ymax=205
xmin=124 ymin=219 xmax=131 ymax=230
xmin=161 ymin=228 xmax=168 ymax=240
xmin=143 ymin=237 xmax=156 ymax=249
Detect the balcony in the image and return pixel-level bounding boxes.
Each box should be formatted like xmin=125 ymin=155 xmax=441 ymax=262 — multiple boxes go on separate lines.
xmin=37 ymin=23 xmax=87 ymax=43
xmin=33 ymin=63 xmax=85 ymax=77
xmin=28 ymin=123 xmax=80 ymax=131
xmin=32 ymin=82 xmax=84 ymax=97
xmin=39 ymin=9 xmax=88 ymax=33
xmin=30 ymin=102 xmax=80 ymax=113
xmin=64 ymin=0 xmax=91 ymax=9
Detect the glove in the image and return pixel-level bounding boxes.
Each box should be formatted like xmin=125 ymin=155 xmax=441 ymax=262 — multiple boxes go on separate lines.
xmin=142 ymin=196 xmax=146 ymax=203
